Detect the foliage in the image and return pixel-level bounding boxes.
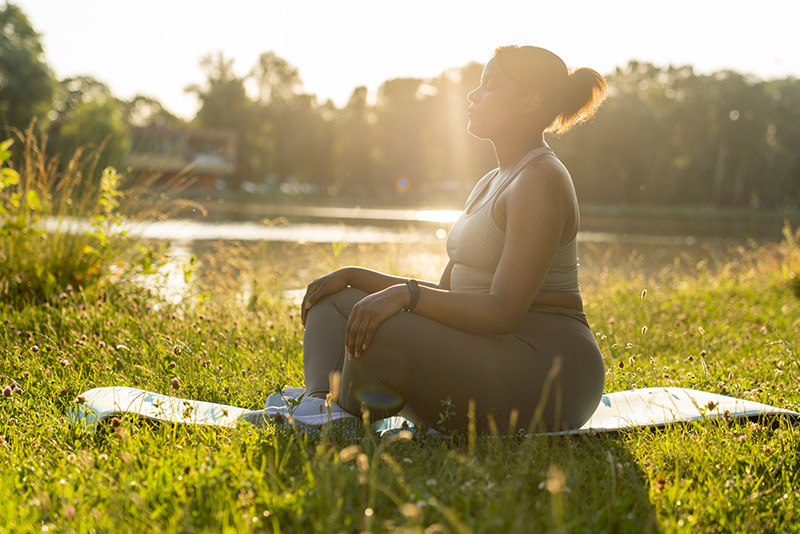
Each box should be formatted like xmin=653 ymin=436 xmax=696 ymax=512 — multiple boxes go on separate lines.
xmin=0 ymin=2 xmax=55 ymax=132
xmin=47 ymin=76 xmax=131 ymax=174
xmin=1 ymin=238 xmax=799 ymax=532
xmin=0 ymin=127 xmax=164 ymax=303
xmin=181 ymin=51 xmax=800 ymax=210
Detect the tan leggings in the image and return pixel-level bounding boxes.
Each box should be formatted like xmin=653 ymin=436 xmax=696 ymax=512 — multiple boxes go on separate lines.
xmin=303 ymin=287 xmax=605 ymax=433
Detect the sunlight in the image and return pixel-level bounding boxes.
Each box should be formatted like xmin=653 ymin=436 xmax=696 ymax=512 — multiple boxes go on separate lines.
xmin=414 ymin=209 xmax=462 ymax=224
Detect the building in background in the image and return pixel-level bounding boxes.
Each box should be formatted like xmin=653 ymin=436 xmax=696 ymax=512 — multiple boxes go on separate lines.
xmin=126 ymin=127 xmax=236 ymax=191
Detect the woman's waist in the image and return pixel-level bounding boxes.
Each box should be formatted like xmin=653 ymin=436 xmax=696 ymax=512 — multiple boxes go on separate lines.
xmin=531 ymin=289 xmax=583 ymax=312
xmin=450 ymin=265 xmax=583 ymax=311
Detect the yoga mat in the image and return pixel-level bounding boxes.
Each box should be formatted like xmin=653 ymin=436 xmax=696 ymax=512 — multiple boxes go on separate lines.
xmin=70 ymin=386 xmax=799 ymax=434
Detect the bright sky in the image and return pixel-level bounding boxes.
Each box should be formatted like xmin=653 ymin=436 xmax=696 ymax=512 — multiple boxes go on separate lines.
xmin=15 ymin=0 xmax=800 ymax=120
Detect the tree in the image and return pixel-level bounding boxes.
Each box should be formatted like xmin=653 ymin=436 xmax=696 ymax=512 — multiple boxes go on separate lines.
xmin=47 ymin=76 xmax=130 ymax=173
xmin=124 ymin=95 xmax=186 ymax=129
xmin=251 ymin=51 xmax=302 ymax=105
xmin=0 ymin=2 xmax=54 ymax=132
xmin=186 ymin=51 xmax=255 ymax=186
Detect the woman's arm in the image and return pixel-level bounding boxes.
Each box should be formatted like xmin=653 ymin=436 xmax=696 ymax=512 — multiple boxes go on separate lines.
xmin=410 ymin=165 xmax=571 ymax=333
xmin=301 ymin=264 xmax=446 ymax=326
xmin=345 ymin=164 xmax=574 ymax=357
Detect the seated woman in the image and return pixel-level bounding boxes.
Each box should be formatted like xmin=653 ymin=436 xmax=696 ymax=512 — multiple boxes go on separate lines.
xmin=295 ymin=45 xmax=607 ymax=433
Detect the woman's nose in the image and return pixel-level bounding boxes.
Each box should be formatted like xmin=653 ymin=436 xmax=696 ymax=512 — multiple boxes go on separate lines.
xmin=467 ymin=87 xmax=479 ymax=103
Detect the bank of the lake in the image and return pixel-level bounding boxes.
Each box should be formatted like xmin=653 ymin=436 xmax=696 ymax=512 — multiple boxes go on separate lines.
xmin=2 ymin=228 xmax=799 ymax=532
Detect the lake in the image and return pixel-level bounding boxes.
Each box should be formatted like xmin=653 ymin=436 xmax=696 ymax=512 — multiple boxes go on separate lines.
xmin=125 ymin=202 xmax=797 ymax=305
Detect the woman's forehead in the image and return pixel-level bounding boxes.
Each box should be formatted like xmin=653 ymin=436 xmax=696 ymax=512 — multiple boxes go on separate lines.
xmin=481 ymin=57 xmax=514 ymax=82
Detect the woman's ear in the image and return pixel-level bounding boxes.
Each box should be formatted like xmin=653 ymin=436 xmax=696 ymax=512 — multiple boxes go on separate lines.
xmin=522 ymin=92 xmax=543 ymax=113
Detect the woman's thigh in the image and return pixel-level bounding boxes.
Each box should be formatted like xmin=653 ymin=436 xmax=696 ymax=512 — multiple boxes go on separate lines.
xmin=339 ymin=308 xmax=601 ymax=433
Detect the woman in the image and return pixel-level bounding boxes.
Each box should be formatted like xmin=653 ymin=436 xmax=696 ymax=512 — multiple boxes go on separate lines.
xmin=294 ymin=46 xmax=607 ymax=433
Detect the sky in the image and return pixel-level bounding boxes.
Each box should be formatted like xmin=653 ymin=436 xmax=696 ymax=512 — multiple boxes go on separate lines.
xmin=14 ymin=0 xmax=800 ymax=120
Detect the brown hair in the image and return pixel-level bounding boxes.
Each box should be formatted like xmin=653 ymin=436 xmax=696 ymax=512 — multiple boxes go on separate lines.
xmin=494 ymin=45 xmax=607 ymax=136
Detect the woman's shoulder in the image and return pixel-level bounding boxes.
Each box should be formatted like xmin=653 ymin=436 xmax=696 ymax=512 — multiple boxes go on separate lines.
xmin=512 ymin=152 xmax=573 ymax=196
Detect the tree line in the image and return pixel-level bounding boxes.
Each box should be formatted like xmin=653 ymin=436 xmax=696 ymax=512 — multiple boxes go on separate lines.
xmin=2 ymin=2 xmax=799 ymax=209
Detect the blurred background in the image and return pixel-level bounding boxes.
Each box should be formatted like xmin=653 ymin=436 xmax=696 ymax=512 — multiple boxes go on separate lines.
xmin=3 ymin=0 xmax=799 ymax=268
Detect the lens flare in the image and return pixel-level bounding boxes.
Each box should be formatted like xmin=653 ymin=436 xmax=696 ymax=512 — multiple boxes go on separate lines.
xmin=395 ymin=177 xmax=410 ymax=194
xmin=356 ymin=387 xmax=404 ymax=410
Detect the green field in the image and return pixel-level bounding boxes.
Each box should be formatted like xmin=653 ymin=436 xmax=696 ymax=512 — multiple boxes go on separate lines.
xmin=2 ymin=232 xmax=800 ymax=533
xmin=2 ymin=134 xmax=800 ymax=534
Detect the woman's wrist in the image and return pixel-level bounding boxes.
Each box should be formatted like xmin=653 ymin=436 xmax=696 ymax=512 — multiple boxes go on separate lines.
xmin=339 ymin=266 xmax=355 ymax=287
xmin=402 ymin=279 xmax=420 ymax=312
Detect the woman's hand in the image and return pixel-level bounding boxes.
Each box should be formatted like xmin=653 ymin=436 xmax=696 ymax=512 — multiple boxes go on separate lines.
xmin=301 ymin=269 xmax=350 ymax=326
xmin=345 ymin=284 xmax=409 ymax=359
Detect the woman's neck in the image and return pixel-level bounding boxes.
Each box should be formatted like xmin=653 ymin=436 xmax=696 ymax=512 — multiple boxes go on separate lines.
xmin=492 ymin=131 xmax=547 ymax=173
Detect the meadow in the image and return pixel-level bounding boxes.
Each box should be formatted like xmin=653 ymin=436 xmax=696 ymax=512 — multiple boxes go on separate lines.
xmin=1 ymin=135 xmax=800 ymax=532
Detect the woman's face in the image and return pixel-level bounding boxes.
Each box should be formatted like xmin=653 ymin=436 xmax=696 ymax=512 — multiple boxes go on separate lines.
xmin=467 ymin=57 xmax=529 ymax=140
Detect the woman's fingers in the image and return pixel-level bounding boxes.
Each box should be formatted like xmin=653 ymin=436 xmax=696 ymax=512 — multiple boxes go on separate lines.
xmin=353 ymin=315 xmax=373 ymax=359
xmin=345 ymin=308 xmax=362 ymax=358
xmin=300 ymin=284 xmax=318 ymax=326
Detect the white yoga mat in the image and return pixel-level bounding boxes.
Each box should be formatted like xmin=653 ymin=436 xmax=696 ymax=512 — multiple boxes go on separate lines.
xmin=70 ymin=386 xmax=799 ymax=434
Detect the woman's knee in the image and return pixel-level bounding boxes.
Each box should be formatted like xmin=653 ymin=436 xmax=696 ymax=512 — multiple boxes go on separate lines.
xmin=307 ymin=286 xmax=366 ymax=323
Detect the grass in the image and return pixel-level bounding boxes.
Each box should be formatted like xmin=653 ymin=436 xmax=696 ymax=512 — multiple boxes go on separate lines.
xmin=2 ymin=176 xmax=800 ymax=533
xmin=5 ymin=129 xmax=799 ymax=533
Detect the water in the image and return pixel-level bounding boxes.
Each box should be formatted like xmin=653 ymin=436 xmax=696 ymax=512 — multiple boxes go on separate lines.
xmin=46 ymin=205 xmax=796 ymax=304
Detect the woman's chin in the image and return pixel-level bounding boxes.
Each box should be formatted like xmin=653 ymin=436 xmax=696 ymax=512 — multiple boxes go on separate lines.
xmin=466 ymin=121 xmax=491 ymax=140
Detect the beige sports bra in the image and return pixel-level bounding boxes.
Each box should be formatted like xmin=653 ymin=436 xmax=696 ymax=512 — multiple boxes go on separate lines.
xmin=446 ymin=146 xmax=580 ymax=294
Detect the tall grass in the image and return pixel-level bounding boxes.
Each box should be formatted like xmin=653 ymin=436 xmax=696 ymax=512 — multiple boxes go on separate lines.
xmin=1 ymin=168 xmax=799 ymax=531
xmin=0 ymin=125 xmax=188 ymax=304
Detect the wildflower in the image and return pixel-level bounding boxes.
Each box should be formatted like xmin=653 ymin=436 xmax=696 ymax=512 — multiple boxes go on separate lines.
xmin=97 ymin=340 xmax=106 ymax=349
xmin=109 ymin=417 xmax=122 ymax=429
xmin=169 ymin=362 xmax=177 ymax=369
xmin=59 ymin=388 xmax=68 ymax=396
xmin=30 ymin=345 xmax=39 ymax=353
xmin=339 ymin=445 xmax=361 ymax=462
xmin=171 ymin=377 xmax=180 ymax=390
xmin=706 ymin=401 xmax=717 ymax=411
xmin=655 ymin=475 xmax=667 ymax=492
xmin=172 ymin=345 xmax=181 ymax=355
xmin=203 ymin=359 xmax=211 ymax=368
xmin=58 ymin=293 xmax=68 ymax=301
xmin=23 ymin=371 xmax=29 ymax=379
xmin=2 ymin=386 xmax=12 ymax=397
xmin=64 ymin=505 xmax=76 ymax=519
xmin=545 ymin=464 xmax=566 ymax=494
xmin=400 ymin=503 xmax=421 ymax=522
xmin=66 ymin=453 xmax=77 ymax=464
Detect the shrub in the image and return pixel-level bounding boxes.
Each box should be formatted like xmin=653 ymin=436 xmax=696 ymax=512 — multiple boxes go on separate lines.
xmin=0 ymin=125 xmax=165 ymax=304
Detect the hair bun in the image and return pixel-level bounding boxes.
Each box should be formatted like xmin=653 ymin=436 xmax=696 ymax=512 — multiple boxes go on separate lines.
xmin=552 ymin=67 xmax=607 ymax=135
